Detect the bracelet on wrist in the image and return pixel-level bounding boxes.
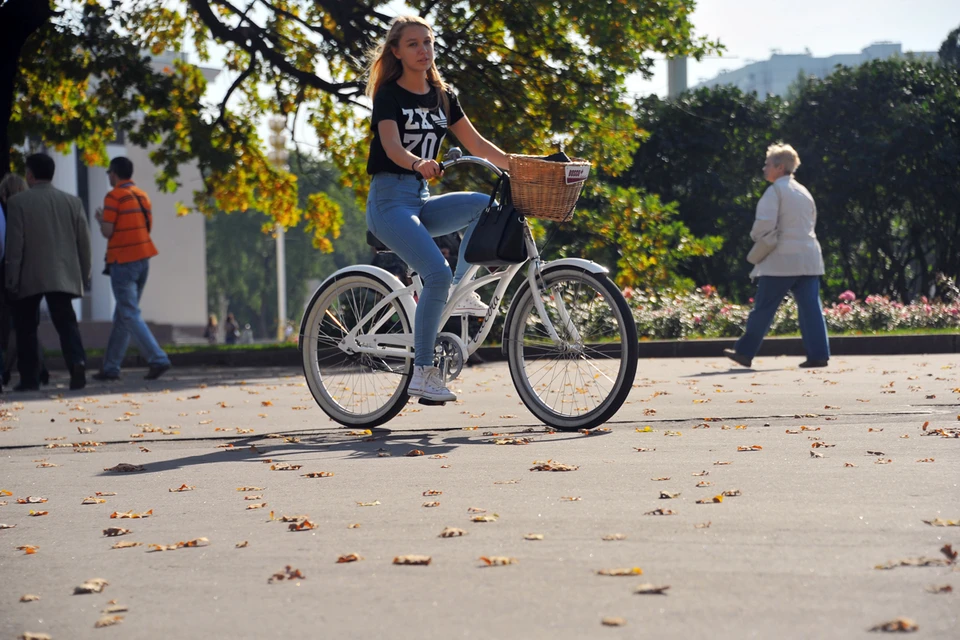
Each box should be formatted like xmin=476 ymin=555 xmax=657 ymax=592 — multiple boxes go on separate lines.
xmin=412 ymin=158 xmax=423 ymax=171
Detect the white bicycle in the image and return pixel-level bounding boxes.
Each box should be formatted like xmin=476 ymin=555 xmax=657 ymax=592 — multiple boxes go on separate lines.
xmin=298 ymin=150 xmax=638 ymax=431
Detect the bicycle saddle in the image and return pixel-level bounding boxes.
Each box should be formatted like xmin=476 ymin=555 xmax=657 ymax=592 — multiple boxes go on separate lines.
xmin=366 ymin=231 xmax=391 ymax=252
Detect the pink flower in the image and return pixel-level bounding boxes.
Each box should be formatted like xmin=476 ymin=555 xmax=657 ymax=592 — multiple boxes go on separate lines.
xmin=865 ymin=295 xmax=876 ymax=304
xmin=693 ymin=315 xmax=702 ymax=324
xmin=838 ymin=290 xmax=856 ymax=303
xmin=622 ymin=287 xmax=634 ymax=300
xmin=701 ymin=285 xmax=716 ymax=297
xmin=837 ymin=303 xmax=853 ymax=315
xmin=749 ymin=298 xmax=755 ymax=304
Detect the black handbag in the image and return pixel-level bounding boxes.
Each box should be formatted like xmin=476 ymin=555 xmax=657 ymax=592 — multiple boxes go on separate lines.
xmin=463 ymin=172 xmax=528 ymax=266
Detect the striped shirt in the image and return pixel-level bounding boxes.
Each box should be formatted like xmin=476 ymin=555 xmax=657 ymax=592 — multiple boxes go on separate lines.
xmin=103 ymin=181 xmax=158 ymax=264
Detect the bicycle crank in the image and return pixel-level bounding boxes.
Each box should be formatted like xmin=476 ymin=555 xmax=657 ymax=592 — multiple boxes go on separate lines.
xmin=434 ymin=332 xmax=468 ymax=382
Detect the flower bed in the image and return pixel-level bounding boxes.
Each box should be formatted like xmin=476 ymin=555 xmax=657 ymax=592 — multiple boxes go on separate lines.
xmin=623 ymin=283 xmax=960 ymax=340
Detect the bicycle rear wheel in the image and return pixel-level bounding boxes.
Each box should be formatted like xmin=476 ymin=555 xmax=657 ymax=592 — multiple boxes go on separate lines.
xmin=301 ymin=273 xmax=412 ymax=427
xmin=504 ymin=267 xmax=637 ymax=430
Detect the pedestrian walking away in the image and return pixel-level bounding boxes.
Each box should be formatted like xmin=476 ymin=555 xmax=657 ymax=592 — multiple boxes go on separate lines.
xmin=364 ymin=15 xmax=516 ymax=402
xmin=223 ymin=313 xmax=239 ymax=345
xmin=4 ymin=153 xmax=91 ymax=391
xmin=724 ymin=143 xmax=830 ymax=370
xmin=0 ymin=173 xmax=51 ymax=389
xmin=92 ymin=156 xmax=171 ymax=381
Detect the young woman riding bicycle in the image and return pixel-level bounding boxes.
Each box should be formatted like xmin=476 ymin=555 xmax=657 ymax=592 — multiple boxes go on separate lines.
xmin=365 ymin=15 xmax=512 ymax=404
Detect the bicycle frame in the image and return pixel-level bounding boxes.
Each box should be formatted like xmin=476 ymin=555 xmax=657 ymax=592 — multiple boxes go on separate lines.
xmin=329 ymin=154 xmax=593 ymax=363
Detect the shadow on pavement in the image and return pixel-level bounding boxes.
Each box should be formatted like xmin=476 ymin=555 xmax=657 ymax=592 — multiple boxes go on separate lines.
xmin=95 ymin=428 xmax=595 ymax=476
xmin=6 ymin=366 xmax=303 ymax=400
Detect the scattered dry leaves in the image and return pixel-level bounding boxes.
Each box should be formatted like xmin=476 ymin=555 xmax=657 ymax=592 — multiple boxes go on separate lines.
xmin=268 ymin=565 xmax=305 ymax=583
xmin=597 ymin=567 xmax=643 ymax=576
xmin=74 ymin=578 xmax=109 ymax=594
xmin=110 ymin=509 xmax=153 ymax=519
xmin=868 ymin=617 xmax=918 ymax=633
xmin=634 ymin=584 xmax=671 ymax=595
xmin=336 ymin=553 xmax=362 ymax=563
xmin=393 ymin=555 xmax=431 ymax=565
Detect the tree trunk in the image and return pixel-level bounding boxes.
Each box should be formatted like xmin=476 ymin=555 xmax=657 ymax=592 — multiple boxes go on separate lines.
xmin=0 ymin=0 xmax=54 ymax=175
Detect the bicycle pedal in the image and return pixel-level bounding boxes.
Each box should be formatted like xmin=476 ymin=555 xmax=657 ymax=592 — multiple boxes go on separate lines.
xmin=417 ymin=398 xmax=446 ymax=406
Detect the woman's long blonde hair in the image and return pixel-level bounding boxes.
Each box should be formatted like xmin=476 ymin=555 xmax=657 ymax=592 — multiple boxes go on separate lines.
xmin=0 ymin=173 xmax=28 ymax=209
xmin=366 ymin=16 xmax=450 ymax=116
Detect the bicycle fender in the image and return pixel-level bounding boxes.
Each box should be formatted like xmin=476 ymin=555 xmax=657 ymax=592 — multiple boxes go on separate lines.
xmin=298 ymin=265 xmax=415 ymax=351
xmin=500 ymin=260 xmax=611 ymax=354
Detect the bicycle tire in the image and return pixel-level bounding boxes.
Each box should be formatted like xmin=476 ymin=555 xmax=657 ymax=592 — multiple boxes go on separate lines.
xmin=504 ymin=267 xmax=637 ymax=430
xmin=301 ymin=272 xmax=412 ymax=427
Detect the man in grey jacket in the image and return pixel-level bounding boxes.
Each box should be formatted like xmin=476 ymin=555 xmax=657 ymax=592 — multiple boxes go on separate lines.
xmin=4 ymin=153 xmax=92 ymax=391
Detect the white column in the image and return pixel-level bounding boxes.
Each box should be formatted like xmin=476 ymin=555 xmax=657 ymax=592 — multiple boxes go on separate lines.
xmin=667 ymin=57 xmax=688 ymax=99
xmin=276 ymin=226 xmax=287 ymax=341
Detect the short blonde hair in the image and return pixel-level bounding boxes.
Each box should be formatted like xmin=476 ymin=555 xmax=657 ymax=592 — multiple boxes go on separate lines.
xmin=766 ymin=143 xmax=801 ymax=174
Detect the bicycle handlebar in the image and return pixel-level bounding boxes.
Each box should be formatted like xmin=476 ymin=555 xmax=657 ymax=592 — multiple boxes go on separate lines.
xmin=415 ymin=147 xmax=503 ymax=179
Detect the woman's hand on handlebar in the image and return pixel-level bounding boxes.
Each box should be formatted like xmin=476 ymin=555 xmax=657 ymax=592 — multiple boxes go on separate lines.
xmin=415 ymin=158 xmax=443 ymax=179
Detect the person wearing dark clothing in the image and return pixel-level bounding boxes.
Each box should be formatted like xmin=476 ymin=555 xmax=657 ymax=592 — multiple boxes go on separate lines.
xmin=223 ymin=313 xmax=239 ymax=345
xmin=4 ymin=154 xmax=91 ymax=391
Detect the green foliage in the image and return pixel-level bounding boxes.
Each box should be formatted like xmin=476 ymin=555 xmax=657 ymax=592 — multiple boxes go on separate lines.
xmin=625 ymin=58 xmax=960 ymax=303
xmin=781 ymin=58 xmax=960 ymax=300
xmin=619 ymin=86 xmax=782 ymax=299
xmin=940 ymin=24 xmax=960 ymax=68
xmin=542 ymin=183 xmax=722 ymax=289
xmin=5 ymin=0 xmax=718 ymax=272
xmin=205 ymin=154 xmax=368 ymax=338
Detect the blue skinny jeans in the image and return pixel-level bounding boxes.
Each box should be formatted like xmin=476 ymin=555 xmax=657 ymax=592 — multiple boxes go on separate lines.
xmin=366 ymin=173 xmax=487 ymax=367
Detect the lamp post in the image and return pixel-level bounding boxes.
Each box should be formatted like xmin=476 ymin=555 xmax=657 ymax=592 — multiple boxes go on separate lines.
xmin=267 ymin=115 xmax=289 ymax=342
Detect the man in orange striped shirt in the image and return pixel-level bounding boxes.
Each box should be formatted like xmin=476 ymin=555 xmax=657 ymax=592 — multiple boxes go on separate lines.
xmin=92 ymin=157 xmax=171 ymax=381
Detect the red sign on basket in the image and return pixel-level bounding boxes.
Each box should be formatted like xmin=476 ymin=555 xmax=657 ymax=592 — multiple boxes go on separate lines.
xmin=564 ymin=165 xmax=589 ymax=185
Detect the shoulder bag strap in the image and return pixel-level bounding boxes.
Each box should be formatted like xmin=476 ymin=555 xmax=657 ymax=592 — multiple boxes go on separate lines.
xmin=128 ymin=190 xmax=151 ymax=233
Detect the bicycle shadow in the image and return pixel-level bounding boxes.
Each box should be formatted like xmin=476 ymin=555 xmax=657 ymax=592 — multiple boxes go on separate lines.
xmin=95 ymin=426 xmax=599 ymax=476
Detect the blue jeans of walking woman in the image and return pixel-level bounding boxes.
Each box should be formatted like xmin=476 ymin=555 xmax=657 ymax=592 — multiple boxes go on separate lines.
xmin=102 ymin=259 xmax=171 ymax=375
xmin=366 ymin=173 xmax=488 ymax=367
xmin=734 ymin=275 xmax=830 ymax=362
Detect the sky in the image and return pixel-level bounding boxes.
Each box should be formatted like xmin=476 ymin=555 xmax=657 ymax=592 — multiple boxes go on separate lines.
xmin=629 ymin=0 xmax=959 ymax=97
xmin=225 ymin=0 xmax=960 ymax=154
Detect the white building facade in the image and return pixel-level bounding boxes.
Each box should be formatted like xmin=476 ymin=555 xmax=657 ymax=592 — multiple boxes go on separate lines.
xmin=693 ymin=42 xmax=937 ymax=98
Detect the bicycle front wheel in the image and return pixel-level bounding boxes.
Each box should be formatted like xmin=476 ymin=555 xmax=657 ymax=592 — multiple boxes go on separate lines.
xmin=504 ymin=267 xmax=637 ymax=430
xmin=301 ymin=273 xmax=412 ymax=428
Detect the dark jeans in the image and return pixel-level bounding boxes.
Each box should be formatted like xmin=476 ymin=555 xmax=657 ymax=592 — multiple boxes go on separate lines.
xmin=735 ymin=275 xmax=830 ymax=362
xmin=12 ymin=292 xmax=86 ymax=387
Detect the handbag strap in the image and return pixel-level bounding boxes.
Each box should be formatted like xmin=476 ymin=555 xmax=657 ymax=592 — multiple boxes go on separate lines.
xmin=123 ymin=187 xmax=152 ymax=233
xmin=483 ymin=172 xmax=511 ymax=224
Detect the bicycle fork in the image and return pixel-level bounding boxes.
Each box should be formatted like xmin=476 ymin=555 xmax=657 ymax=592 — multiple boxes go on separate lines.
xmin=523 ymin=224 xmax=583 ymax=350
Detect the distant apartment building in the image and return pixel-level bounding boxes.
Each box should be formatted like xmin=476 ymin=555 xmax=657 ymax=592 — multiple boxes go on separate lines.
xmin=693 ymin=42 xmax=937 ymax=98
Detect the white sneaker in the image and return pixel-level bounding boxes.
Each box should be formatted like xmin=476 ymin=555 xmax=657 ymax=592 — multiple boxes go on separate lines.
xmin=450 ymin=286 xmax=489 ymax=316
xmin=408 ymin=365 xmax=457 ymax=402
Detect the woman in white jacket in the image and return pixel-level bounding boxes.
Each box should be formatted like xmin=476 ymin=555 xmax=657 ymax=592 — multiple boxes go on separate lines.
xmin=724 ymin=144 xmax=830 ymax=368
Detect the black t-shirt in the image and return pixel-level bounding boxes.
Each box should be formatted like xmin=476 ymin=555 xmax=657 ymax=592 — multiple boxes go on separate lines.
xmin=366 ymin=81 xmax=465 ymax=175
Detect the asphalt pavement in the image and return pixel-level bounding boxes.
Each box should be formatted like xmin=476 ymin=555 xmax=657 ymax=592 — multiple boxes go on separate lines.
xmin=1 ymin=354 xmax=958 ymax=639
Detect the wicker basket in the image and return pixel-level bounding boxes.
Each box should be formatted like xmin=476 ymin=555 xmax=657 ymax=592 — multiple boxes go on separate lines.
xmin=507 ymin=154 xmax=591 ymax=222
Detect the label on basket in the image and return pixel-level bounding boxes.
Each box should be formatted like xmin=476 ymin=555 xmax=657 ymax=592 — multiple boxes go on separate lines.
xmin=564 ymin=164 xmax=590 ymax=185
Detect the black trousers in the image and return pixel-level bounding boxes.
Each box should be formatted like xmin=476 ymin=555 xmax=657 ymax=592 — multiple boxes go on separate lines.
xmin=11 ymin=292 xmax=86 ymax=387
